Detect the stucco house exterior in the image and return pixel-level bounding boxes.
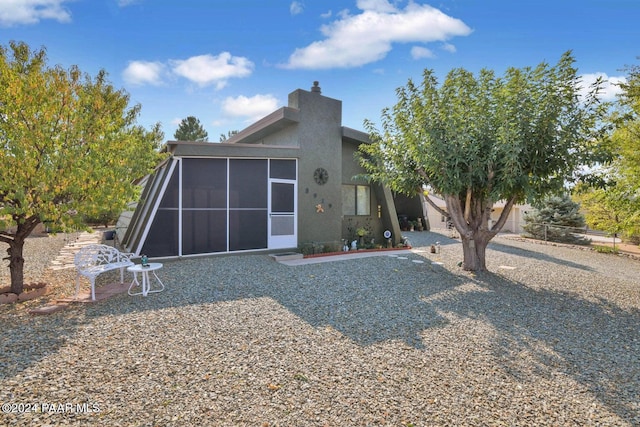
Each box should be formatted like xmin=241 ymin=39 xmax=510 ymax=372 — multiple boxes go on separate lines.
xmin=118 ymin=82 xmax=402 ymax=258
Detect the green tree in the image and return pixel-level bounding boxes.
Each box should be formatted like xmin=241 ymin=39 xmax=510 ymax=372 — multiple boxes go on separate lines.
xmin=219 ymin=130 xmax=239 ymax=142
xmin=359 ymin=52 xmax=606 ymax=270
xmin=522 ymin=194 xmax=589 ymax=244
xmin=573 ymin=185 xmax=639 ymax=242
xmin=575 ymin=62 xmax=640 ymax=244
xmin=0 ymin=41 xmax=164 ymax=295
xmin=174 ymin=116 xmax=208 ymax=141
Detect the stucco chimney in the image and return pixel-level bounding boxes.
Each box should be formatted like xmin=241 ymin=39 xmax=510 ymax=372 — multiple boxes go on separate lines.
xmin=311 ymin=81 xmax=321 ymax=94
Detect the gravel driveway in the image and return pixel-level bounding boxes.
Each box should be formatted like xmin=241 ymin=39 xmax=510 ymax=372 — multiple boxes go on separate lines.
xmin=1 ymin=230 xmax=639 ymax=426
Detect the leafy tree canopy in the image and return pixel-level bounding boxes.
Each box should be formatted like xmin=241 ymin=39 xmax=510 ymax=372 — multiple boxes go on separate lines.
xmin=574 ymin=61 xmax=640 ymax=243
xmin=174 ymin=116 xmax=208 ymax=142
xmin=359 ymin=51 xmax=607 ymax=270
xmin=0 ymin=41 xmax=165 ymax=294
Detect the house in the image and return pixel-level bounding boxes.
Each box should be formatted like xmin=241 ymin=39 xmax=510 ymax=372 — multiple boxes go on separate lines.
xmin=423 ymin=194 xmax=531 ymax=234
xmin=118 ymin=82 xmax=402 ymax=258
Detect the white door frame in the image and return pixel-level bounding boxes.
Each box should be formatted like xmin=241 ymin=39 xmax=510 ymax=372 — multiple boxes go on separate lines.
xmin=268 ymin=178 xmax=297 ymax=249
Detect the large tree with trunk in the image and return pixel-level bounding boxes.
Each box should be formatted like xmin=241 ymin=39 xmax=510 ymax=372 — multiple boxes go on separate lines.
xmin=359 ymin=52 xmax=607 ymax=270
xmin=0 ymin=41 xmax=164 ymax=295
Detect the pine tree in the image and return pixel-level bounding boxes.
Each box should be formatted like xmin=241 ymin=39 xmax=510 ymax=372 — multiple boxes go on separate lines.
xmin=174 ymin=116 xmax=208 ymax=141
xmin=219 ymin=130 xmax=239 ymax=142
xmin=523 ymin=194 xmax=590 ymax=244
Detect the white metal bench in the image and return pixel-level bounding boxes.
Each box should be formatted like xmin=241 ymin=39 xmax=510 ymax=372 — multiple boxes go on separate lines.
xmin=74 ymin=244 xmax=135 ymax=301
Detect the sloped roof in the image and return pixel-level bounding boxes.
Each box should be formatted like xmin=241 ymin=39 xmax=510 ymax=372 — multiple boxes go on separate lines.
xmin=225 ymin=107 xmax=300 ymax=145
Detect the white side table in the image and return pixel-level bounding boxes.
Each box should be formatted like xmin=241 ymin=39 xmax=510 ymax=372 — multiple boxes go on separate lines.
xmin=127 ymin=263 xmax=165 ymax=297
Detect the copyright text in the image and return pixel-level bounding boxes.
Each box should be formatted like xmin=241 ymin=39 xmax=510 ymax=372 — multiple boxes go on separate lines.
xmin=2 ymin=402 xmax=100 ymax=414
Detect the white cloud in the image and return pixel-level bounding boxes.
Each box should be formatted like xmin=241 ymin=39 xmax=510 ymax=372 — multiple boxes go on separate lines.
xmin=282 ymin=1 xmax=471 ymax=69
xmin=290 ymin=1 xmax=303 ymax=15
xmin=0 ymin=0 xmax=73 ymax=27
xmin=170 ymin=53 xmax=254 ymax=89
xmin=122 ymin=60 xmax=165 ymax=86
xmin=579 ymin=72 xmax=626 ymax=102
xmin=356 ymin=0 xmax=396 ymax=13
xmin=411 ymin=46 xmax=435 ymax=59
xmin=122 ymin=52 xmax=254 ymax=89
xmin=320 ymin=9 xmax=332 ymax=18
xmin=221 ymin=94 xmax=280 ymax=122
xmin=441 ymin=42 xmax=456 ymax=53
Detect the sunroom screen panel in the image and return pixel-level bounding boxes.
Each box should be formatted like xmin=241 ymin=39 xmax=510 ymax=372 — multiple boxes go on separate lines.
xmin=141 ymin=165 xmax=180 ymax=257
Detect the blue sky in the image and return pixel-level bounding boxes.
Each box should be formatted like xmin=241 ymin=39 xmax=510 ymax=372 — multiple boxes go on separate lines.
xmin=1 ymin=0 xmax=637 ymax=141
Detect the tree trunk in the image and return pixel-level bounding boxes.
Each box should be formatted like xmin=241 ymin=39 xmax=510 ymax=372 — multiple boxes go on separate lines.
xmin=7 ymin=237 xmax=26 ymax=295
xmin=2 ymin=216 xmax=40 ymax=295
xmin=444 ymin=193 xmax=517 ymax=272
xmin=460 ymin=231 xmax=491 ymax=271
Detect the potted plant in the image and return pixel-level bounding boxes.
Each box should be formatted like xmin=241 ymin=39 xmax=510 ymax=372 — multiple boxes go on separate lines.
xmin=356 ymin=227 xmax=369 ymax=248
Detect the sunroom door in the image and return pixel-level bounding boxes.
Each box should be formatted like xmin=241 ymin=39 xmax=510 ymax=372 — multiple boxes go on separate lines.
xmin=268 ymin=179 xmax=297 ymax=249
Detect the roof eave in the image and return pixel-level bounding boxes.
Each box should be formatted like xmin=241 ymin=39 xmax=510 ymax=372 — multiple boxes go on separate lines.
xmin=342 ymin=126 xmax=370 ymax=144
xmin=226 ymin=107 xmax=300 ymax=144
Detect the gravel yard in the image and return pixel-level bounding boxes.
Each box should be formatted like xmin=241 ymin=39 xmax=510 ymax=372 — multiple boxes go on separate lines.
xmin=1 ymin=231 xmax=639 ymax=426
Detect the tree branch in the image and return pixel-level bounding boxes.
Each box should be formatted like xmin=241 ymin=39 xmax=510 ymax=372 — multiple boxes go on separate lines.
xmin=491 ymin=196 xmax=517 ymax=233
xmin=445 ymin=194 xmax=470 ymax=236
xmin=423 ymin=192 xmax=449 ymax=217
xmin=0 ymin=233 xmax=13 ymax=245
xmin=464 ymin=187 xmax=472 ymax=222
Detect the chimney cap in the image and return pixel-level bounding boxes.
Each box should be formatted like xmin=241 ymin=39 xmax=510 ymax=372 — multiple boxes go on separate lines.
xmin=311 ymin=81 xmax=321 ymax=93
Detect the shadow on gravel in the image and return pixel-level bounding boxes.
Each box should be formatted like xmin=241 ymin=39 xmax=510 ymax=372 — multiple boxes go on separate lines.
xmin=73 ymin=249 xmax=640 ymax=422
xmin=487 ymin=241 xmax=595 ymax=271
xmin=3 ymin=235 xmax=638 ymax=423
xmin=0 ymin=310 xmax=81 ymax=380
xmin=85 ymin=254 xmax=466 ymax=349
xmin=432 ymin=270 xmax=640 ymax=423
xmin=405 ymin=230 xmax=595 ymax=271
xmin=433 ymin=272 xmax=640 ymax=425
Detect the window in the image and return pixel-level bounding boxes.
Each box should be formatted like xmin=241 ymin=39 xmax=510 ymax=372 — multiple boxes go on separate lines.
xmin=342 ymin=185 xmax=370 ymax=215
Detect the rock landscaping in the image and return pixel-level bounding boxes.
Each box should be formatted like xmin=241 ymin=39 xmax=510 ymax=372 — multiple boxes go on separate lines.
xmin=0 ymin=231 xmax=639 ymax=426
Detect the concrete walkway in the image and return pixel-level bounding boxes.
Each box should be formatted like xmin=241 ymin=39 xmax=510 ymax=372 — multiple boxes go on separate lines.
xmin=276 ymin=248 xmax=412 ymax=266
xmin=49 ymin=230 xmax=104 ymax=271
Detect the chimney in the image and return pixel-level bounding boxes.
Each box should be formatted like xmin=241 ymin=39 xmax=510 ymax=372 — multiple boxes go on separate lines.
xmin=311 ymin=81 xmax=321 ymax=94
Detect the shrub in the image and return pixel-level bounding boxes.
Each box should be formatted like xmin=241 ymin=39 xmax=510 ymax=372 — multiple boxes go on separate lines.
xmin=523 ymin=194 xmax=590 ymax=245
